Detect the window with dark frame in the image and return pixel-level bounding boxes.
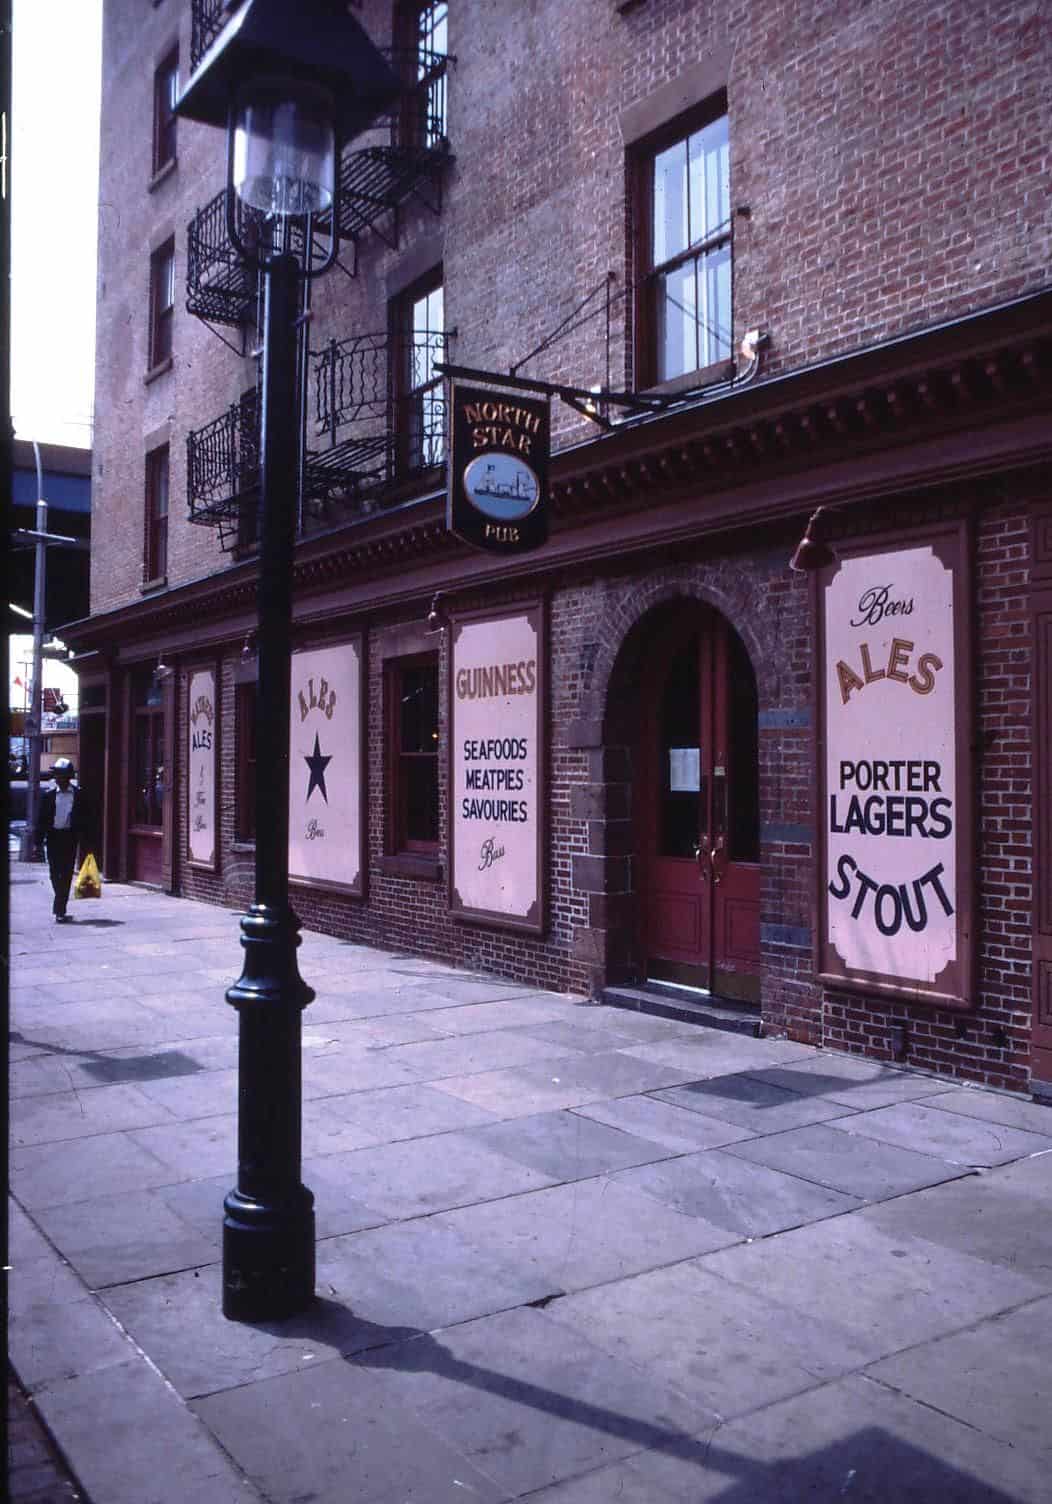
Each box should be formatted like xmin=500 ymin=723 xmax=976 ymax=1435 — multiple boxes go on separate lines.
xmin=152 ymin=47 xmax=178 ymax=175
xmin=149 ymin=238 xmax=175 ymax=368
xmin=638 ymin=103 xmax=731 ymax=387
xmin=235 ymin=681 xmax=257 ymax=842
xmin=132 ymin=668 xmax=165 ymax=830
xmin=400 ymin=0 xmax=448 ymax=149
xmin=392 ymin=271 xmax=445 ymax=476
xmin=144 ymin=443 xmax=169 ymax=581
xmin=386 ymin=654 xmax=439 ymax=854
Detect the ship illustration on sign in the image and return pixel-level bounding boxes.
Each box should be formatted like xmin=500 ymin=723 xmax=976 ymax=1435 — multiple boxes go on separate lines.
xmin=463 ymin=454 xmax=540 ymax=521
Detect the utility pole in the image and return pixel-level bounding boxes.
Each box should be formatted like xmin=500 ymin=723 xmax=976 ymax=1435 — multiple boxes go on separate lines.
xmin=19 ymin=440 xmax=47 ymax=861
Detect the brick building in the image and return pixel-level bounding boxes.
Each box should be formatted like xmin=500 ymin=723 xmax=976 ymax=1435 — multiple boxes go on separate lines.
xmin=67 ymin=0 xmax=1052 ymax=1093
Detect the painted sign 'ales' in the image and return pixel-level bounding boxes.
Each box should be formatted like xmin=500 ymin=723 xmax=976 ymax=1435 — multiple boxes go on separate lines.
xmin=448 ymin=382 xmax=550 ymax=554
xmin=819 ymin=528 xmax=973 ymax=1008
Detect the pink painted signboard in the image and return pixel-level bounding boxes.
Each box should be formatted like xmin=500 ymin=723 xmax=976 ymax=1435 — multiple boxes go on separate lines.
xmin=187 ymin=665 xmax=218 ymax=870
xmin=450 ymin=603 xmax=546 ymax=932
xmin=289 ymin=639 xmax=364 ymax=895
xmin=819 ymin=526 xmax=973 ymax=1007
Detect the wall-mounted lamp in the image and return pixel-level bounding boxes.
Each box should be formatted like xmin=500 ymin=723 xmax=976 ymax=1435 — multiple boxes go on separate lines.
xmin=789 ymin=506 xmax=837 ymax=573
xmin=153 ymin=653 xmax=174 ymax=686
xmin=240 ymin=632 xmax=257 ymax=664
xmin=426 ymin=593 xmax=447 ymax=634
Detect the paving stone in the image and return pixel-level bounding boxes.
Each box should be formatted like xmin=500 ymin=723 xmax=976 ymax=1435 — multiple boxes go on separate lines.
xmin=34 ymin=1187 xmax=221 ymax=1289
xmin=462 ymin=1109 xmax=673 ymax=1182
xmin=546 ymin=1260 xmax=874 ymax=1418
xmin=832 ymin=1099 xmax=1052 ymax=1167
xmin=9 ymin=1286 xmax=135 ymax=1389
xmin=127 ymin=1115 xmax=236 ymax=1180
xmin=723 ymin=1121 xmax=969 ymax=1200
xmin=301 ymin=1045 xmax=425 ymax=1098
xmin=380 ymin=1027 xmax=582 ymax=1080
xmin=193 ymin=1358 xmax=506 ymax=1503
xmin=319 ymin=1081 xmax=501 ymax=1142
xmin=432 ymin=1059 xmax=629 ymax=1117
xmin=619 ymin=1034 xmax=815 ymax=1075
xmin=315 ymin=1214 xmax=556 ymax=1334
xmin=614 ymin=1149 xmax=859 ymax=1236
xmin=292 ymin=1131 xmax=556 ymax=1221
xmin=571 ymin=1094 xmax=758 ymax=1153
xmin=34 ymin=1359 xmax=261 ymax=1503
xmin=10 ymin=1132 xmax=178 ymax=1210
xmin=858 ymin=1164 xmax=1052 ymax=1284
xmin=420 ymin=997 xmax=578 ymax=1034
xmin=11 ymin=1082 xmax=178 ymax=1147
xmin=866 ymin=1296 xmax=1052 ymax=1459
xmin=699 ymin=1215 xmax=1046 ymax=1360
xmin=435 ymin=1177 xmax=738 ymax=1291
xmin=742 ymin=1056 xmax=955 ymax=1110
xmin=349 ymin=1305 xmax=707 ymax=1498
xmin=918 ymin=1086 xmax=1052 ymax=1137
xmin=653 ymin=1074 xmax=857 ymax=1134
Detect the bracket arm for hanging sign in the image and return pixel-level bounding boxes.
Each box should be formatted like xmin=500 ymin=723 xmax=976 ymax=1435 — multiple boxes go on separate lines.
xmin=434 ymin=362 xmax=670 ymax=432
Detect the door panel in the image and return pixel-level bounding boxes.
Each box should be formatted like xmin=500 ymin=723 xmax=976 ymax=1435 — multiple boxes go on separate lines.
xmin=639 ymin=606 xmax=760 ymax=1000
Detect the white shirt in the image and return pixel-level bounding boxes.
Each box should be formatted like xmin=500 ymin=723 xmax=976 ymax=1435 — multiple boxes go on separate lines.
xmin=53 ymin=786 xmax=75 ymax=829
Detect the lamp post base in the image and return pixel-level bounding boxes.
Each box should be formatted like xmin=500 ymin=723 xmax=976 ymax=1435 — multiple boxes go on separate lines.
xmin=222 ymin=1186 xmax=315 ymax=1322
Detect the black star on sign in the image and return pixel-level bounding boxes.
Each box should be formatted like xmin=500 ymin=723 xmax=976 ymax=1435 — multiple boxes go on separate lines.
xmin=304 ymin=732 xmax=332 ymax=804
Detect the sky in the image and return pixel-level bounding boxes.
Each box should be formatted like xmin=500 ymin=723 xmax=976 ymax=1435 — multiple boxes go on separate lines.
xmin=10 ymin=0 xmax=103 ymax=449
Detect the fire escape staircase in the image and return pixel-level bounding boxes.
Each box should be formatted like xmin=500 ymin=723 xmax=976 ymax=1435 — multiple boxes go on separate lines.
xmin=184 ymin=0 xmax=453 ymax=543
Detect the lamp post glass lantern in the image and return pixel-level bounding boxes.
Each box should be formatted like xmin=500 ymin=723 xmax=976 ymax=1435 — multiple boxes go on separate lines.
xmin=176 ymin=0 xmax=400 ymax=1323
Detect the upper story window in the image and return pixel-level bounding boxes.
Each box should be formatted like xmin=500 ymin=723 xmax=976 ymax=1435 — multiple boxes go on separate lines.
xmin=149 ymin=238 xmax=176 ymax=369
xmin=144 ymin=443 xmax=169 ymax=581
xmin=386 ymin=654 xmax=439 ymax=854
xmin=152 ymin=47 xmax=179 ymax=176
xmin=401 ymin=1 xmax=448 ymax=148
xmin=639 ymin=104 xmax=731 ymax=387
xmin=393 ymin=272 xmax=446 ymax=475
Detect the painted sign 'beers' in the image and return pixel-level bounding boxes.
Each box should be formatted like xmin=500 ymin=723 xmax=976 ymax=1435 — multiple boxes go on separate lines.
xmin=820 ymin=535 xmax=970 ymax=1006
xmin=449 ymin=382 xmax=550 ymax=554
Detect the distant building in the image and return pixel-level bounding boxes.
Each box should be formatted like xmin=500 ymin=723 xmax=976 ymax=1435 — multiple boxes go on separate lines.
xmin=67 ymin=0 xmax=1052 ymax=1095
xmin=10 ymin=441 xmax=91 ymax=772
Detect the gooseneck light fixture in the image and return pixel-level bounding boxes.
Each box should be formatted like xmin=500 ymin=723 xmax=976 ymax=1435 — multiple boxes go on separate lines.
xmin=177 ymin=0 xmax=398 ymax=1323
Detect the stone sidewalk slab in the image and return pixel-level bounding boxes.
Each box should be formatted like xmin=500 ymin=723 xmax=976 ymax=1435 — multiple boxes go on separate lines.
xmin=722 ymin=1120 xmax=970 ymax=1200
xmin=830 ymin=1099 xmax=1052 ymax=1166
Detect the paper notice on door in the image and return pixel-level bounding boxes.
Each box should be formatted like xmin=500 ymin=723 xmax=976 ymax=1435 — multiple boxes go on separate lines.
xmin=669 ymin=747 xmax=700 ymax=792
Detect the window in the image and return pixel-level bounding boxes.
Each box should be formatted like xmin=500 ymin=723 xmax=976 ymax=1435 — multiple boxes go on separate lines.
xmin=144 ymin=444 xmax=169 ymax=581
xmin=149 ymin=239 xmax=175 ymax=368
xmin=393 ymin=273 xmax=445 ymax=475
xmin=640 ymin=105 xmax=731 ymax=385
xmin=132 ymin=668 xmax=165 ymax=829
xmin=386 ymin=654 xmax=439 ymax=854
xmin=235 ymin=681 xmax=257 ymax=842
xmin=152 ymin=48 xmax=178 ymax=175
xmin=402 ymin=1 xmax=448 ymax=148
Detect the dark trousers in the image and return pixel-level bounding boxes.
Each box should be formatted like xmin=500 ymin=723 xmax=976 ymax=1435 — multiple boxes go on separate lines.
xmin=45 ymin=830 xmax=79 ymax=916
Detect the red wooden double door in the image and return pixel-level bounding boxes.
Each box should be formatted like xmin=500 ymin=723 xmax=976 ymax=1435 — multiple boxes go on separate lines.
xmin=636 ymin=605 xmax=761 ymax=1003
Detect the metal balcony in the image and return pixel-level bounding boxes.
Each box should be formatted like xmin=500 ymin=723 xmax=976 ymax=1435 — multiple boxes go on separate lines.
xmin=190 ymin=0 xmax=227 ymax=70
xmin=186 ymin=188 xmax=261 ymax=330
xmin=186 ymin=333 xmax=449 ymax=549
xmin=186 ymin=389 xmax=261 ymax=552
xmin=307 ymin=330 xmax=449 ymax=508
xmin=335 ymin=48 xmax=451 ymax=246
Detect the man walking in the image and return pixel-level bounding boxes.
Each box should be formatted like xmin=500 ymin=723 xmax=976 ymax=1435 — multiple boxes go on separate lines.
xmin=34 ymin=757 xmax=90 ymax=923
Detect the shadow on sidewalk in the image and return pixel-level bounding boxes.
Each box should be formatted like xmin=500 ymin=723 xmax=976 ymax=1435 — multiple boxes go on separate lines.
xmin=239 ymin=1301 xmax=1025 ymax=1502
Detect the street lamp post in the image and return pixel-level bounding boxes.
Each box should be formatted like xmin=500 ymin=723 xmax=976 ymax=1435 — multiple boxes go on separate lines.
xmin=177 ymin=0 xmax=398 ymax=1322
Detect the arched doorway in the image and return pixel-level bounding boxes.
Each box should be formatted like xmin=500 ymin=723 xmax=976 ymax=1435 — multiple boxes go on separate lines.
xmin=635 ymin=601 xmax=761 ymax=1003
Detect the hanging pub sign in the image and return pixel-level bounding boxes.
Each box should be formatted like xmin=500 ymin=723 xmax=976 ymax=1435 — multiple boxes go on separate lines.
xmin=187 ymin=664 xmax=218 ymax=870
xmin=448 ymin=381 xmax=550 ymax=554
xmin=818 ymin=524 xmax=973 ymax=1008
xmin=450 ymin=601 xmax=546 ymax=932
xmin=289 ymin=637 xmax=365 ymax=896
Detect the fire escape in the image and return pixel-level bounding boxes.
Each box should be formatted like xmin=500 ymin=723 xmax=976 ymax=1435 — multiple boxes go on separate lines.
xmin=185 ymin=0 xmax=453 ymax=550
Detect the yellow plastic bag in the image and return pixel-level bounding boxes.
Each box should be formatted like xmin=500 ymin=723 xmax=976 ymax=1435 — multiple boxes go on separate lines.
xmin=74 ymin=852 xmax=102 ymax=900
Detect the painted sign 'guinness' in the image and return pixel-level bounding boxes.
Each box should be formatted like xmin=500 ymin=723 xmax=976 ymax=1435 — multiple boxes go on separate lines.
xmin=448 ymin=381 xmax=550 ymax=554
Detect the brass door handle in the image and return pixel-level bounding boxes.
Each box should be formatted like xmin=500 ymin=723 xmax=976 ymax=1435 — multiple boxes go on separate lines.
xmin=711 ymin=837 xmax=726 ymax=885
xmin=694 ymin=842 xmax=709 ymax=880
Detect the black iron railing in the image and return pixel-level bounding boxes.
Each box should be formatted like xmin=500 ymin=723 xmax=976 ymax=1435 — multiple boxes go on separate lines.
xmin=187 ymin=332 xmax=450 ymax=548
xmin=186 ymin=389 xmax=261 ymax=551
xmin=190 ymin=0 xmax=229 ymax=71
